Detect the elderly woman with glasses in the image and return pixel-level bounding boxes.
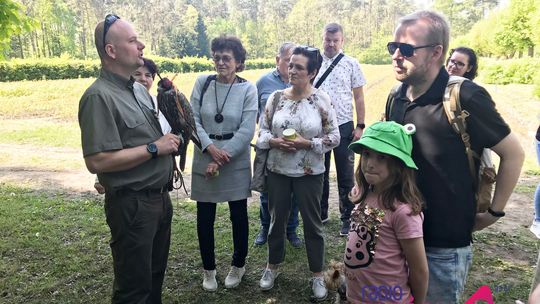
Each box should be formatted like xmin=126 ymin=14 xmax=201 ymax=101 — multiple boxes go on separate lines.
xmin=446 ymin=47 xmax=478 ymax=81
xmin=189 ymin=34 xmax=257 ymax=292
xmin=256 ymin=46 xmax=340 ymax=301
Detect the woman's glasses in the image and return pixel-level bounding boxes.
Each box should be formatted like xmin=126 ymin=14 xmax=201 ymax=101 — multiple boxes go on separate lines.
xmin=447 ymin=59 xmax=466 ymax=69
xmin=103 ymin=14 xmax=120 ymax=49
xmin=212 ymin=55 xmax=233 ymax=63
xmin=387 ymin=42 xmax=438 ymax=58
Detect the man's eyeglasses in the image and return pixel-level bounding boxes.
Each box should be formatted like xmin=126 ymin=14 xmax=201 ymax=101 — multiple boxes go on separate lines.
xmin=212 ymin=55 xmax=233 ymax=63
xmin=447 ymin=59 xmax=466 ymax=69
xmin=387 ymin=42 xmax=438 ymax=58
xmin=103 ymin=14 xmax=120 ymax=49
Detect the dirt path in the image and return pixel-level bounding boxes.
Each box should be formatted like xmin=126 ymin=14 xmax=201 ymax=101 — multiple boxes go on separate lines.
xmin=0 ymin=142 xmax=535 ymax=234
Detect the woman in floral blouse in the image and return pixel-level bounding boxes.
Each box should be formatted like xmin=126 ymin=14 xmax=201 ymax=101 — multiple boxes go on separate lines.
xmin=256 ymin=46 xmax=340 ymax=301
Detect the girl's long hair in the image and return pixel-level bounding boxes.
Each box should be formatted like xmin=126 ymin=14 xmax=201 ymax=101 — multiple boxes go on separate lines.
xmin=350 ymin=153 xmax=424 ymax=215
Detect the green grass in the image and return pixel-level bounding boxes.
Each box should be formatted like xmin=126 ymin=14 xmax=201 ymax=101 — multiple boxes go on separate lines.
xmin=1 ymin=65 xmax=540 ymax=302
xmin=0 ymin=183 xmax=537 ymax=303
xmin=467 ymin=230 xmax=538 ymax=302
xmin=0 ymin=119 xmax=80 ymax=148
xmin=0 ymin=184 xmax=348 ymax=303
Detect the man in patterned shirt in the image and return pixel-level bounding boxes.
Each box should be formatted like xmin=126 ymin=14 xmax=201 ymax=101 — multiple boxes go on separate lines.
xmin=314 ymin=22 xmax=367 ymax=236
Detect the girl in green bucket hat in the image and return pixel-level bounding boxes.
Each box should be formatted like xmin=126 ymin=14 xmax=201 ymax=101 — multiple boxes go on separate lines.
xmin=339 ymin=121 xmax=428 ymax=303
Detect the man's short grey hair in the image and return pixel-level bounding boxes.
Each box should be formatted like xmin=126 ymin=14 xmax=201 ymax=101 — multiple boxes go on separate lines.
xmin=323 ymin=23 xmax=343 ymax=35
xmin=398 ymin=10 xmax=449 ymax=64
xmin=278 ymin=42 xmax=296 ymax=57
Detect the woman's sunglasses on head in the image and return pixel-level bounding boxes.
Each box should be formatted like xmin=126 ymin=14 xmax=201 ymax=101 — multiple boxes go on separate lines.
xmin=298 ymin=45 xmax=320 ymax=56
xmin=386 ymin=42 xmax=438 ymax=58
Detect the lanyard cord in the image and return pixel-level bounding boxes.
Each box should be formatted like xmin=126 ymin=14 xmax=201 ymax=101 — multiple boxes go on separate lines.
xmin=214 ymin=76 xmax=236 ymax=116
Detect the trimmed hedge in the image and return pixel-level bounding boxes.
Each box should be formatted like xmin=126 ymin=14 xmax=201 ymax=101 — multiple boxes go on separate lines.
xmin=0 ymin=57 xmax=275 ymax=81
xmin=0 ymin=59 xmax=100 ymax=81
xmin=480 ymin=58 xmax=540 ymax=85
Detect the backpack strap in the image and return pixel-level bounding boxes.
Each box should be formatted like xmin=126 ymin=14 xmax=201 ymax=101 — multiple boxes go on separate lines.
xmin=442 ymin=75 xmax=479 ymax=185
xmin=315 ymin=53 xmax=345 ymax=89
xmin=199 ymin=74 xmax=217 ymax=107
xmin=384 ymin=83 xmax=403 ymax=121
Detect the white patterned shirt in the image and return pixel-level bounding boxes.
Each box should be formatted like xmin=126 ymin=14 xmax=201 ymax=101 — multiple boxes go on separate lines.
xmin=314 ymin=51 xmax=366 ymax=126
xmin=256 ymin=89 xmax=340 ymax=177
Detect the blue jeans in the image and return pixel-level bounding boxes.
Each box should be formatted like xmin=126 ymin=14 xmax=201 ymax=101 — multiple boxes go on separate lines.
xmin=425 ymin=246 xmax=473 ymax=303
xmin=535 ymin=140 xmax=540 ymax=221
xmin=259 ymin=192 xmax=299 ymax=234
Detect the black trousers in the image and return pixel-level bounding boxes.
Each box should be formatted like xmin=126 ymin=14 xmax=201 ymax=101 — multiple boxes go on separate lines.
xmin=197 ymin=200 xmax=249 ymax=270
xmin=321 ymin=121 xmax=355 ymax=223
xmin=104 ymin=190 xmax=173 ymax=304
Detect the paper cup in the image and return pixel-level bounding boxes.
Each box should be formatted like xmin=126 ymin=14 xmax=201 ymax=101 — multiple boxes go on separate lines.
xmin=283 ymin=128 xmax=297 ymax=140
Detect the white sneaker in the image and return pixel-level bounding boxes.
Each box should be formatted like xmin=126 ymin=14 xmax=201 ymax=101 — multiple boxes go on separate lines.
xmin=530 ymin=220 xmax=540 ymax=239
xmin=259 ymin=268 xmax=280 ymax=290
xmin=224 ymin=266 xmax=245 ymax=288
xmin=312 ymin=276 xmax=328 ymax=301
xmin=202 ymin=269 xmax=217 ymax=291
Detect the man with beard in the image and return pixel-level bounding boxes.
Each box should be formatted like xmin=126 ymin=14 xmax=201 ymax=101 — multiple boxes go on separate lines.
xmin=385 ymin=10 xmax=524 ymax=303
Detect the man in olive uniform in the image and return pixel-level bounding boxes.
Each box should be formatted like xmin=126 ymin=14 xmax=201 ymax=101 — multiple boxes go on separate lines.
xmin=78 ymin=15 xmax=180 ymax=303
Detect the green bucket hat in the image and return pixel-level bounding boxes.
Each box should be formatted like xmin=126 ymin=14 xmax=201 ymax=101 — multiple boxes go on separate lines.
xmin=348 ymin=121 xmax=418 ymax=170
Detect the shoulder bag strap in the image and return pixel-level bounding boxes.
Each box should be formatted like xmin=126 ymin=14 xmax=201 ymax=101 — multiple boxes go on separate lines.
xmin=314 ymin=53 xmax=345 ymax=89
xmin=199 ymin=74 xmax=217 ymax=107
xmin=268 ymin=90 xmax=282 ymax=123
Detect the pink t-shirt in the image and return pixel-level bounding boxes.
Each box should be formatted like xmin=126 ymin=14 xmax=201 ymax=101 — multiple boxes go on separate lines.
xmin=344 ymin=198 xmax=423 ymax=304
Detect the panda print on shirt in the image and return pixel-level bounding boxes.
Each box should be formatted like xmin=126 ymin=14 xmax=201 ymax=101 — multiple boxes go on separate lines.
xmin=344 ymin=205 xmax=385 ymax=269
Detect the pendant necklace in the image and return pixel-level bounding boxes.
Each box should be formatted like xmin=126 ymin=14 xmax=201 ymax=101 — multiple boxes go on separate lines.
xmin=214 ymin=76 xmax=236 ymax=123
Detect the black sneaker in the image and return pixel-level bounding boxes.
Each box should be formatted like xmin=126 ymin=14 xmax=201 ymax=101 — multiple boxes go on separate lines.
xmin=254 ymin=228 xmax=268 ymax=245
xmin=339 ymin=221 xmax=350 ymax=237
xmin=287 ymin=233 xmax=303 ymax=248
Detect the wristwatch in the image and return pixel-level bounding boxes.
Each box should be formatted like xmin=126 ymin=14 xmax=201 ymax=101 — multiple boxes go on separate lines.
xmin=487 ymin=207 xmax=505 ymax=218
xmin=146 ymin=143 xmax=158 ymax=159
xmin=356 ymin=123 xmax=366 ymax=130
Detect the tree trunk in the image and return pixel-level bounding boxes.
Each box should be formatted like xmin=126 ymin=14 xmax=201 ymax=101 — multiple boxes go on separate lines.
xmin=33 ymin=32 xmax=40 ymax=58
xmin=82 ymin=4 xmax=91 ymax=58
xmin=41 ymin=23 xmax=47 ymax=58
xmin=17 ymin=35 xmax=24 ymax=59
xmin=528 ymin=46 xmax=534 ymax=57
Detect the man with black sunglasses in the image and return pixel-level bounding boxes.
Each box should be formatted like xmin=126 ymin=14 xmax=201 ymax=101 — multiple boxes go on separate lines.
xmin=385 ymin=10 xmax=524 ymax=303
xmin=314 ymin=23 xmax=367 ymax=236
xmin=79 ymin=15 xmax=181 ymax=303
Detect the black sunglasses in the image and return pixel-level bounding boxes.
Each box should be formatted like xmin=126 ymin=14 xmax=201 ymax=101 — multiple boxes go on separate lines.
xmin=298 ymin=45 xmax=320 ymax=55
xmin=103 ymin=14 xmax=120 ymax=49
xmin=387 ymin=42 xmax=438 ymax=58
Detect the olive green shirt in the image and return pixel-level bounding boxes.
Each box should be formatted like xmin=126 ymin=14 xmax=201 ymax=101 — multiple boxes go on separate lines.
xmin=78 ymin=69 xmax=173 ymax=191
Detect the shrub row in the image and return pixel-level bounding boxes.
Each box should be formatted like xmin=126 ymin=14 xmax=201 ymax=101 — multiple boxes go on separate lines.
xmin=0 ymin=57 xmax=275 ymax=81
xmin=0 ymin=59 xmax=100 ymax=81
xmin=480 ymin=58 xmax=540 ymax=85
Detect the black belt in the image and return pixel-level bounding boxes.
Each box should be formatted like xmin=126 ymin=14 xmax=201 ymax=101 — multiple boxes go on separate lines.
xmin=209 ymin=133 xmax=233 ymax=140
xmin=115 ymin=186 xmax=168 ymax=196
